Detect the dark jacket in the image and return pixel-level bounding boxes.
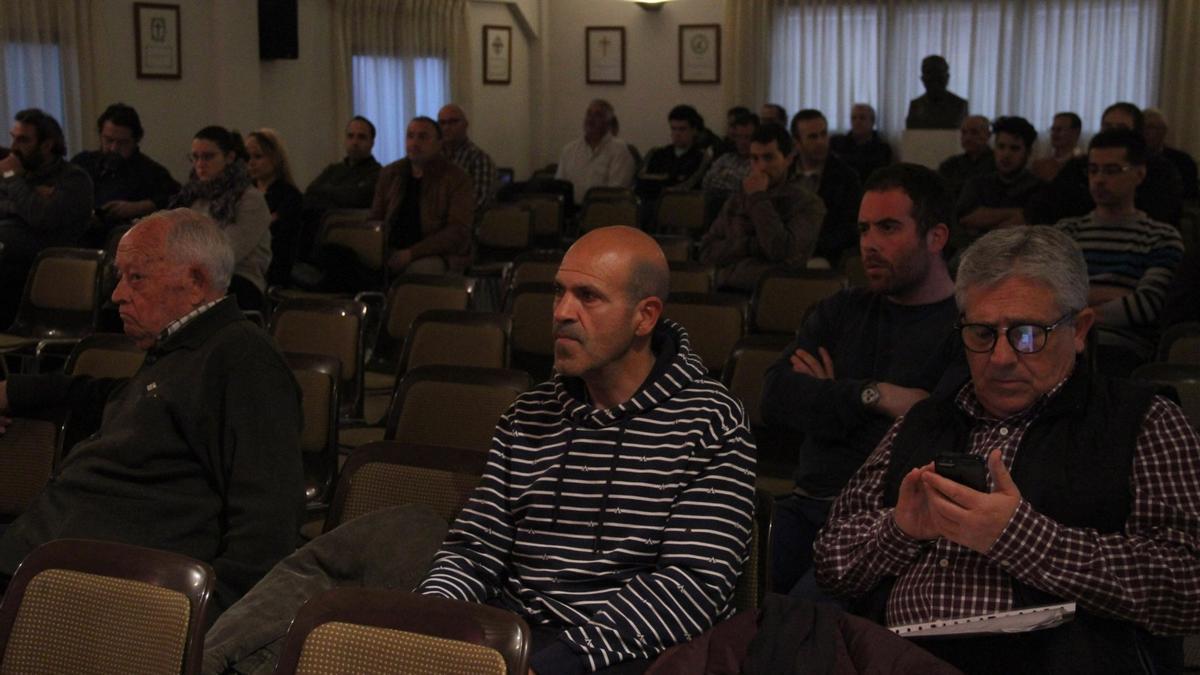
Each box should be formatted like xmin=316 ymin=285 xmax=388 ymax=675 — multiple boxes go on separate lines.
xmin=72 ymin=148 xmax=179 ymax=211
xmin=370 ymin=155 xmax=474 ymax=270
xmin=303 ymin=156 xmax=381 ymax=211
xmin=0 ymin=298 xmax=304 ymax=614
xmin=647 ymin=595 xmax=962 ymax=675
xmin=0 ymin=156 xmax=94 ymax=249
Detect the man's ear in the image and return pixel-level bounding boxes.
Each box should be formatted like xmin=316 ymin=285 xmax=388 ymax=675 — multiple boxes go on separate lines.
xmin=926 ymin=222 xmax=950 ymax=254
xmin=634 ymin=296 xmax=663 ymax=337
xmin=187 ymin=264 xmax=213 ymax=303
xmin=1072 ymin=307 xmax=1096 ymax=354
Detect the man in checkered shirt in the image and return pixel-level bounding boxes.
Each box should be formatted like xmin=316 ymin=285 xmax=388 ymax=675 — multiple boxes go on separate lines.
xmin=814 ymin=225 xmax=1200 ymax=674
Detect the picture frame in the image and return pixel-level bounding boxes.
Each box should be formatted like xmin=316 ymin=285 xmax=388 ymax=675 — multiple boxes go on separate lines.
xmin=483 ymin=25 xmax=512 ymax=85
xmin=679 ymin=24 xmax=720 ymax=84
xmin=134 ymin=3 xmax=181 ymax=79
xmin=586 ymin=26 xmax=625 ymax=85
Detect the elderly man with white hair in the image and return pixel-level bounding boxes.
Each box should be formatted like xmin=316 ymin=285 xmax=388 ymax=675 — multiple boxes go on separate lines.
xmin=815 ymin=226 xmax=1200 ymax=674
xmin=0 ymin=208 xmax=303 ymax=615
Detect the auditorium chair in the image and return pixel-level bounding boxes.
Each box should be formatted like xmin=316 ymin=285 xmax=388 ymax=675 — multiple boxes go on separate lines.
xmin=285 ymin=353 xmax=342 ymax=514
xmin=396 ymin=309 xmax=511 ymax=377
xmin=663 ymin=292 xmax=748 ymax=376
xmin=269 ymin=297 xmax=368 ymax=420
xmin=750 ymin=268 xmax=848 ymax=335
xmin=384 ymin=364 xmax=530 ymax=451
xmin=507 ymin=282 xmax=556 ymax=381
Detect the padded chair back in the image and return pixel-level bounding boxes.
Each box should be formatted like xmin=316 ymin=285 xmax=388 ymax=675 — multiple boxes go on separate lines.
xmin=325 ymin=441 xmax=489 ymax=532
xmin=270 ymin=298 xmax=368 ymax=418
xmin=7 ymin=248 xmax=105 ymax=338
xmin=578 ymin=199 xmax=638 ymax=233
xmin=375 ymin=275 xmax=474 ymax=367
xmin=385 ymin=365 xmax=529 ymax=450
xmin=732 ymin=489 xmax=774 ymax=612
xmin=64 ymin=333 xmax=145 ymax=379
xmin=274 ymin=588 xmax=530 ymax=675
xmin=477 ymin=204 xmax=533 ymax=254
xmin=1158 ymin=322 xmax=1200 ymax=366
xmin=0 ymin=419 xmax=58 ymax=519
xmin=582 ymin=186 xmax=635 ymax=203
xmin=722 ymin=335 xmax=792 ymax=429
xmin=655 ymin=190 xmax=707 ymax=235
xmin=1131 ymin=363 xmax=1200 ymax=430
xmin=669 ymin=261 xmax=715 ymax=294
xmin=322 ymin=218 xmax=385 ymax=273
xmin=508 ymin=283 xmax=556 ymax=380
xmin=286 ymin=353 xmax=341 ymax=509
xmin=664 ymin=293 xmax=747 ymax=375
xmin=515 ymin=193 xmax=565 ymax=241
xmin=398 ymin=310 xmax=510 ymax=375
xmin=507 ymin=250 xmax=564 ymax=292
xmin=654 ymin=234 xmax=692 ymax=262
xmin=751 ymin=270 xmax=847 ymax=335
xmin=0 ymin=538 xmax=213 ymax=675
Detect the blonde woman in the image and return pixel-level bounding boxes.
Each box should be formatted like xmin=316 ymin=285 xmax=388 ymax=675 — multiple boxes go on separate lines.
xmin=246 ymin=128 xmax=303 ymax=287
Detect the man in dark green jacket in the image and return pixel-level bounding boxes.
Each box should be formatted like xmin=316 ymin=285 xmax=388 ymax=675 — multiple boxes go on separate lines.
xmin=0 ymin=208 xmax=303 ymax=615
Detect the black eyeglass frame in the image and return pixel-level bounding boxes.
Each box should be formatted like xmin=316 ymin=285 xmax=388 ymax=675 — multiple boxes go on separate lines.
xmin=955 ymin=311 xmax=1077 ymax=355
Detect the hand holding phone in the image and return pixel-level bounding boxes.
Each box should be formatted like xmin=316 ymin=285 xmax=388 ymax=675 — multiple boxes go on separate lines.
xmin=934 ymin=452 xmax=988 ymax=492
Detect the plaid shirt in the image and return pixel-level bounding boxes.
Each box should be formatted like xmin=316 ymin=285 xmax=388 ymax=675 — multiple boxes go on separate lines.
xmin=700 ymin=152 xmax=751 ymax=193
xmin=158 ymin=298 xmax=224 ymax=342
xmin=814 ymin=377 xmax=1200 ymax=635
xmin=446 ymin=139 xmax=496 ymax=212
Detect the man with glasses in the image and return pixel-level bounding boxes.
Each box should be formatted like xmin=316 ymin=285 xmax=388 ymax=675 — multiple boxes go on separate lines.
xmin=815 ymin=225 xmax=1200 ymax=674
xmin=1054 ymin=128 xmax=1184 ymax=376
xmin=762 ymin=163 xmax=962 ymax=595
xmin=437 ymin=103 xmax=497 ymax=213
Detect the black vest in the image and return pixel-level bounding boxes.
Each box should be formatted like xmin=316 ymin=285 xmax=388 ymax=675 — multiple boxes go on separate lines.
xmin=869 ymin=371 xmax=1181 ymax=674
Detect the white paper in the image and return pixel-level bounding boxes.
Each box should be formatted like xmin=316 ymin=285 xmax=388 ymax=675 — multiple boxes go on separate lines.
xmin=889 ymin=602 xmax=1076 ymax=638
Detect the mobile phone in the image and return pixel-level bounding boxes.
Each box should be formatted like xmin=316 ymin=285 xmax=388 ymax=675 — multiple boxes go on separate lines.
xmin=934 ymin=452 xmax=988 ymax=492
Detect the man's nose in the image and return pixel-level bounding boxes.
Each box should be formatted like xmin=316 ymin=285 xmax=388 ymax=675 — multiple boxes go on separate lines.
xmin=989 ymin=332 xmax=1019 ymax=366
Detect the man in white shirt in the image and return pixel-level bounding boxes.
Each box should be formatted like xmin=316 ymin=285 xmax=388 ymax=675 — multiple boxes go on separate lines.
xmin=555 ymin=99 xmax=636 ymax=204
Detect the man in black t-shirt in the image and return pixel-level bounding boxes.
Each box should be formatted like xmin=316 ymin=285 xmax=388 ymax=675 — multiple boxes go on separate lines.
xmin=763 ymin=164 xmax=965 ymax=594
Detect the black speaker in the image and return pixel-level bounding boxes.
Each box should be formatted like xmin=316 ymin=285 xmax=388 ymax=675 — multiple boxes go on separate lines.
xmin=258 ymin=0 xmax=298 ymax=60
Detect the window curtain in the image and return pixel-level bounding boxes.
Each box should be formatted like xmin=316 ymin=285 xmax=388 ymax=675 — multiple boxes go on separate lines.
xmin=752 ymin=0 xmax=1161 ymax=143
xmin=0 ymin=0 xmax=96 ymax=157
xmin=1161 ymin=0 xmax=1200 ymax=160
xmin=330 ymin=0 xmax=469 ymax=160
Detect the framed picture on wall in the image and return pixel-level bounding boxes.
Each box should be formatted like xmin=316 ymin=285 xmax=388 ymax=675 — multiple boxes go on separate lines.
xmin=134 ymin=3 xmax=181 ymax=79
xmin=679 ymin=24 xmax=720 ymax=84
xmin=586 ymin=27 xmax=625 ymax=85
xmin=483 ymin=25 xmax=512 ymax=84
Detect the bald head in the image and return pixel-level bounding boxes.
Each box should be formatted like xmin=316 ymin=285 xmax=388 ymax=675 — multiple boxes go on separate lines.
xmin=565 ymin=226 xmax=670 ymax=303
xmin=437 ymin=103 xmax=469 ymax=146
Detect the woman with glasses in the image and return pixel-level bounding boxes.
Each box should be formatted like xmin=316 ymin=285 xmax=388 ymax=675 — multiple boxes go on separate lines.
xmin=245 ymin=129 xmax=302 ymax=287
xmin=170 ymin=125 xmax=271 ymax=312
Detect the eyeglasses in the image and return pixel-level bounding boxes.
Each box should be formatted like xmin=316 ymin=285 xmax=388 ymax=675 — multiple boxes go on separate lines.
xmin=956 ymin=312 xmax=1075 ymax=354
xmin=188 ymin=151 xmax=218 ymax=163
xmin=1087 ymin=163 xmax=1136 ymax=176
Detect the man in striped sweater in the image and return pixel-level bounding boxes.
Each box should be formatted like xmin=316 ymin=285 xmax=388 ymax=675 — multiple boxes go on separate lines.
xmin=418 ymin=226 xmax=757 ymax=674
xmin=1054 ymin=128 xmax=1184 ymax=375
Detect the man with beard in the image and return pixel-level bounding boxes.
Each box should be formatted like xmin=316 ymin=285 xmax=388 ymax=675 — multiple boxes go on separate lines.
xmin=762 ymin=163 xmax=964 ymax=594
xmin=0 ymin=108 xmax=93 ymax=326
xmin=71 ymin=103 xmax=180 ymax=237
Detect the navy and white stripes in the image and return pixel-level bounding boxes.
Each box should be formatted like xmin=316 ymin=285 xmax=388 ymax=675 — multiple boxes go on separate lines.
xmin=418 ymin=320 xmax=756 ymax=671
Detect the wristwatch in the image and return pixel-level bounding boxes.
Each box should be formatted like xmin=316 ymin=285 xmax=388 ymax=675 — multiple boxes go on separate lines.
xmin=1 ymin=169 xmax=15 ymax=180
xmin=860 ymin=381 xmax=882 ymax=411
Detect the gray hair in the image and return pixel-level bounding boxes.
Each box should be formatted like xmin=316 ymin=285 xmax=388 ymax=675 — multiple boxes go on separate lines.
xmin=152 ymin=208 xmax=236 ymax=292
xmin=955 ymin=226 xmax=1089 ymax=314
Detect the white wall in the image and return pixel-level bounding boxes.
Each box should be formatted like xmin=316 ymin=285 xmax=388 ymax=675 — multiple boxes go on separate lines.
xmin=467 ymin=1 xmax=535 ymax=178
xmin=534 ymin=0 xmax=728 ymax=170
xmin=90 ymin=0 xmax=338 ymax=187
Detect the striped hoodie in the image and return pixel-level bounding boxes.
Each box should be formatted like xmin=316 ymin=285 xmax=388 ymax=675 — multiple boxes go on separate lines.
xmin=417 ymin=319 xmax=757 ymax=673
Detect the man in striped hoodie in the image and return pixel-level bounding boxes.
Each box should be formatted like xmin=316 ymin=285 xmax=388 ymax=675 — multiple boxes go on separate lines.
xmin=1054 ymin=128 xmax=1184 ymax=376
xmin=418 ymin=226 xmax=757 ymax=674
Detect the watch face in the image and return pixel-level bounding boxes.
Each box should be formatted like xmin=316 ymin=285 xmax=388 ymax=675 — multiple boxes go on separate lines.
xmin=862 ymin=385 xmax=880 ymax=406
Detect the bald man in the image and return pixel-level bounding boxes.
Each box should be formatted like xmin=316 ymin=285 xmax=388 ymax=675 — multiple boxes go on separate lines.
xmin=937 ymin=115 xmax=995 ymax=200
xmin=419 ymin=226 xmax=756 ymax=674
xmin=437 ymin=103 xmax=498 ymax=211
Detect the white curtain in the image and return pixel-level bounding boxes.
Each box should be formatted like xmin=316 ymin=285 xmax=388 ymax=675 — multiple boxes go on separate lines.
xmin=0 ymin=0 xmax=96 ymax=157
xmin=767 ymin=0 xmax=1161 ymax=142
xmin=1160 ymin=0 xmax=1200 ymax=160
xmin=331 ymin=0 xmax=469 ymax=164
